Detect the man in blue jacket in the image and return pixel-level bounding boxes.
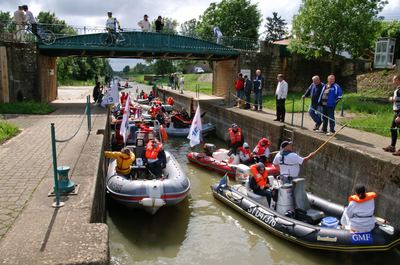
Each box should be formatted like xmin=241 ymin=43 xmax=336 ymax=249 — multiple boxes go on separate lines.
xmin=318 ymin=75 xmax=343 ymax=136
xmin=302 ymin=75 xmax=324 ymax=131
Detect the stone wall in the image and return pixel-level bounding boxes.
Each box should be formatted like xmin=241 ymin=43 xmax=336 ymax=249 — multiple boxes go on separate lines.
xmin=159 ymin=88 xmax=400 ymax=226
xmin=239 ymin=42 xmax=370 ymax=94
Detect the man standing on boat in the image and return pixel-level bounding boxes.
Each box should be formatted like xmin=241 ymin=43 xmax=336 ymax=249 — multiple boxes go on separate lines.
xmin=273 ymin=141 xmax=315 ymax=182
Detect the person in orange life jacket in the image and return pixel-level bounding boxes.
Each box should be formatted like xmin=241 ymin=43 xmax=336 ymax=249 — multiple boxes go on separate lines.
xmin=252 ymin=137 xmax=271 ymax=163
xmin=340 ymin=184 xmax=376 ymax=232
xmin=249 ymin=162 xmax=271 ymax=205
xmin=238 ymin=142 xmax=252 ymax=165
xmin=104 ymin=147 xmax=135 ymax=176
xmin=149 ymin=104 xmax=161 ymax=119
xmin=383 ymin=75 xmax=400 ymax=155
xmin=227 ymin=123 xmax=244 ymax=155
xmin=272 ymin=141 xmax=315 ymax=183
xmin=145 ymin=139 xmax=167 ymax=177
xmin=167 ymin=97 xmax=174 ymax=106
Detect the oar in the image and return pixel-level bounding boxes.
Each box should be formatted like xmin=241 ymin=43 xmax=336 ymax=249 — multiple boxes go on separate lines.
xmin=313 ymin=124 xmax=347 ymax=155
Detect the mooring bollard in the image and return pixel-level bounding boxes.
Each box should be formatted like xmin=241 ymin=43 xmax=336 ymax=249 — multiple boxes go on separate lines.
xmin=86 ymin=95 xmax=91 ymax=133
xmin=340 ymin=100 xmax=344 ymax=117
xmin=301 ymin=97 xmax=305 ymax=128
xmin=291 ymin=95 xmax=295 ymax=126
xmin=57 ymin=166 xmax=75 ymax=193
xmin=50 ymin=123 xmax=64 ymax=208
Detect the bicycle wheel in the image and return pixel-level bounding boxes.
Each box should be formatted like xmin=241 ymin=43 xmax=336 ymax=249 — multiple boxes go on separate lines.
xmin=40 ymin=30 xmax=56 ymax=45
xmin=101 ymin=33 xmax=113 ymax=47
xmin=15 ymin=29 xmax=36 ymax=43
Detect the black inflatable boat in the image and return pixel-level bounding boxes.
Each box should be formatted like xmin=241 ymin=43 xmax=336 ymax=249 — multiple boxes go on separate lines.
xmin=211 ymin=177 xmax=400 ymax=252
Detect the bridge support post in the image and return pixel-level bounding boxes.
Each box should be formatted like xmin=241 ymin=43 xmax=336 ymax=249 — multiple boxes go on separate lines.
xmin=0 ymin=46 xmax=9 ymax=103
xmin=212 ymin=59 xmax=238 ymax=103
xmin=38 ymin=55 xmax=57 ymax=102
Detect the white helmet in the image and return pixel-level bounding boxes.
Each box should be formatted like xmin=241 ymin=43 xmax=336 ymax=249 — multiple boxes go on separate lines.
xmin=243 ymin=142 xmax=249 ymax=149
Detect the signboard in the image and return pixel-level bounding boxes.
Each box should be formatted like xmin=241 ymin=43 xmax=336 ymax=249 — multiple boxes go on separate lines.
xmin=240 ymin=69 xmax=251 ymax=79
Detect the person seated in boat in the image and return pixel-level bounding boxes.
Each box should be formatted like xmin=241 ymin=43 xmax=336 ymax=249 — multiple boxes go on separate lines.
xmin=148 ymin=90 xmax=155 ymax=102
xmin=145 ymin=139 xmax=166 ymax=178
xmin=139 ymin=90 xmax=145 ymax=99
xmin=238 ymin=142 xmax=252 ymax=165
xmin=252 ymin=137 xmax=271 ymax=163
xmin=156 ymin=108 xmax=167 ymax=125
xmin=249 ymin=162 xmax=271 ymax=205
xmin=104 ymin=147 xmax=136 ymax=176
xmin=227 ymin=123 xmax=244 ymax=155
xmin=273 ymin=141 xmax=315 ymax=183
xmin=149 ymin=104 xmax=161 ymax=119
xmin=340 ymin=184 xmax=377 ymax=232
xmin=124 ymin=81 xmax=129 ymax=88
xmin=167 ymin=97 xmax=174 ymax=106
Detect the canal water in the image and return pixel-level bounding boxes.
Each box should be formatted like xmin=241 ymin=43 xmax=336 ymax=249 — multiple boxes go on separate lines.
xmin=107 ymin=135 xmax=400 ymax=265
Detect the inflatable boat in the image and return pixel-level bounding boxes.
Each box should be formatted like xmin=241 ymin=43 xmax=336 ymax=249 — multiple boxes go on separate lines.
xmin=106 ymin=132 xmax=190 ymax=214
xmin=211 ymin=175 xmax=400 ymax=252
xmin=166 ymin=122 xmax=215 ymax=137
xmin=187 ymin=147 xmax=279 ymax=178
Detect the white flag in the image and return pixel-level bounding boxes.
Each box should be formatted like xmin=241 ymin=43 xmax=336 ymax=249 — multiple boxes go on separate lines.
xmin=120 ymin=95 xmax=130 ymax=144
xmin=100 ymin=84 xmax=119 ymax=107
xmin=187 ymin=104 xmax=202 ymax=147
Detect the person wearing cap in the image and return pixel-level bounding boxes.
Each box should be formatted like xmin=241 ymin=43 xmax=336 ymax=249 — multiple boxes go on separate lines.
xmin=252 ymin=137 xmax=271 ymax=163
xmin=272 ymin=141 xmax=315 ymax=181
xmin=340 ymin=184 xmax=376 ymax=232
xmin=105 ymin=12 xmax=121 ymax=45
xmin=249 ymin=162 xmax=271 ymax=205
xmin=227 ymin=123 xmax=244 ymax=155
xmin=238 ymin=142 xmax=252 ymax=165
xmin=138 ymin=14 xmax=151 ymax=32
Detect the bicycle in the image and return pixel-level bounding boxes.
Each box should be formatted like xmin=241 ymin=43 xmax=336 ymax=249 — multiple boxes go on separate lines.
xmin=102 ymin=28 xmax=125 ymax=46
xmin=15 ymin=24 xmax=56 ymax=45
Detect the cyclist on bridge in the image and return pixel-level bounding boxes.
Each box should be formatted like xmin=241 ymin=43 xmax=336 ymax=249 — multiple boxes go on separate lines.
xmin=106 ymin=12 xmax=121 ymax=34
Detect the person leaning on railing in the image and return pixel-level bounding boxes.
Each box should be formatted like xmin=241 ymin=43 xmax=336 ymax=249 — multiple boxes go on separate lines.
xmin=22 ymin=5 xmax=37 ymax=37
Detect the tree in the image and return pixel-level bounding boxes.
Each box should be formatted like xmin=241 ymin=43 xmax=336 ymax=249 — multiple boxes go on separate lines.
xmin=122 ymin=65 xmax=130 ymax=74
xmin=264 ymin=12 xmax=288 ymax=43
xmin=153 ymin=60 xmax=175 ymax=76
xmin=180 ymin=19 xmax=198 ymax=37
xmin=290 ymin=0 xmax=387 ymax=73
xmin=36 ymin=11 xmax=75 ymax=35
xmin=0 ymin=11 xmax=13 ymax=33
xmin=196 ymin=0 xmax=261 ymax=41
xmin=378 ymin=20 xmax=400 ymax=60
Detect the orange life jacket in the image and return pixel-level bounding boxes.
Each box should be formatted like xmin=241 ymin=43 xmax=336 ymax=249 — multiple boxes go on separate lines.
xmin=143 ymin=92 xmax=148 ymax=99
xmin=149 ymin=106 xmax=160 ymax=118
xmin=348 ymin=192 xmax=377 ymax=203
xmin=250 ymin=164 xmax=268 ymax=188
xmin=167 ymin=97 xmax=174 ymax=106
xmin=229 ymin=128 xmax=242 ymax=144
xmin=145 ymin=141 xmax=162 ymax=160
xmin=254 ymin=138 xmax=271 ymax=156
xmin=238 ymin=146 xmax=251 ymax=157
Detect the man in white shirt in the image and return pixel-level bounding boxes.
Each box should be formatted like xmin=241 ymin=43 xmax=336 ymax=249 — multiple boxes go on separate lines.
xmin=274 ymin=74 xmax=288 ymax=122
xmin=179 ymin=75 xmax=184 ymax=94
xmin=106 ymin=12 xmax=121 ymax=33
xmin=13 ymin=6 xmax=26 ymax=41
xmin=213 ymin=26 xmax=223 ymax=44
xmin=273 ymin=141 xmax=315 ymax=182
xmin=138 ymin=15 xmax=151 ymax=32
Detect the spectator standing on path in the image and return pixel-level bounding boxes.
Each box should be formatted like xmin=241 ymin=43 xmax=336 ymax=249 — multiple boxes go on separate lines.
xmin=302 ymin=75 xmax=324 ymax=131
xmin=179 ymin=75 xmax=184 ymax=94
xmin=243 ymin=75 xmax=252 ymax=109
xmin=235 ymin=72 xmax=245 ymax=99
xmin=274 ymin=74 xmax=288 ymax=122
xmin=213 ymin=26 xmax=223 ymax=44
xmin=138 ymin=14 xmax=151 ymax=32
xmin=14 ymin=6 xmax=26 ymax=41
xmin=173 ymin=74 xmax=179 ymax=90
xmin=383 ymin=75 xmax=400 ymax=155
xmin=317 ymin=75 xmax=343 ymax=136
xmin=253 ymin=69 xmax=265 ymax=111
xmin=168 ymin=73 xmax=174 ymax=88
xmin=155 ymin=16 xmax=164 ymax=33
xmin=22 ymin=5 xmax=37 ymax=37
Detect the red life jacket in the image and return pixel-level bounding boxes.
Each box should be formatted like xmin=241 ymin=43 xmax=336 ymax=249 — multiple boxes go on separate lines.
xmin=167 ymin=97 xmax=174 ymax=106
xmin=229 ymin=128 xmax=242 ymax=144
xmin=143 ymin=92 xmax=148 ymax=99
xmin=255 ymin=138 xmax=271 ymax=156
xmin=235 ymin=78 xmax=244 ymax=91
xmin=238 ymin=147 xmax=251 ymax=157
xmin=348 ymin=192 xmax=377 ymax=203
xmin=149 ymin=106 xmax=160 ymax=118
xmin=145 ymin=141 xmax=162 ymax=160
xmin=250 ymin=164 xmax=268 ymax=188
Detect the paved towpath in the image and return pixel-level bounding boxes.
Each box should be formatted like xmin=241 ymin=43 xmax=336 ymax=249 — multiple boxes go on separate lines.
xmin=0 ymin=86 xmax=104 ymax=241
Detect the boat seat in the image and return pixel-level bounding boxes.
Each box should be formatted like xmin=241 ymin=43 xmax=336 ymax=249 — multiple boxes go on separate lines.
xmin=245 ymin=177 xmax=270 ymax=207
xmin=292 ymin=178 xmax=324 ymax=224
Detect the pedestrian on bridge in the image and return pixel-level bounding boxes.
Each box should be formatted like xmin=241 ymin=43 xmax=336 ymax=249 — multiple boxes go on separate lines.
xmin=138 ymin=14 xmax=151 ymax=32
xmin=155 ymin=16 xmax=164 ymax=33
xmin=22 ymin=5 xmax=37 ymax=37
xmin=13 ymin=6 xmax=26 ymax=41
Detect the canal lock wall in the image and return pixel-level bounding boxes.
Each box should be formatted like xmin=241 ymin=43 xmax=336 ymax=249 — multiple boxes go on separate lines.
xmin=159 ymin=88 xmax=400 ymax=227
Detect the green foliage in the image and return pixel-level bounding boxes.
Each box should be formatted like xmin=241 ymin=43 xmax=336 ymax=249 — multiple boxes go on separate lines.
xmin=180 ymin=19 xmax=198 ymax=37
xmin=378 ymin=20 xmax=400 ymax=59
xmin=196 ymin=0 xmax=261 ymax=40
xmin=0 ymin=11 xmax=13 ymax=33
xmin=0 ymin=101 xmax=55 ymax=114
xmin=57 ymin=57 xmax=110 ymax=83
xmin=122 ymin=65 xmax=130 ymax=74
xmin=153 ymin=60 xmax=176 ymax=76
xmin=151 ymin=17 xmax=178 ymax=34
xmin=0 ymin=120 xmax=19 ymax=143
xmin=36 ymin=11 xmax=76 ymax=35
xmin=264 ymin=12 xmax=288 ymax=42
xmin=130 ymin=63 xmax=153 ymax=74
xmin=290 ymin=0 xmax=387 ymax=72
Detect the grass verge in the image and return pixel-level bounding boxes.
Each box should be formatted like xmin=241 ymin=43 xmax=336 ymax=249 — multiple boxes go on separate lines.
xmin=0 ymin=120 xmax=19 ymax=143
xmin=0 ymin=101 xmax=55 ymax=114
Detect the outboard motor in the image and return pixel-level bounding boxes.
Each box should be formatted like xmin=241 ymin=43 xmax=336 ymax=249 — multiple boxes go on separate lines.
xmin=203 ymin=143 xmax=216 ymax=156
xmin=276 ymin=183 xmax=294 ymax=215
xmin=235 ymin=164 xmax=250 ymax=183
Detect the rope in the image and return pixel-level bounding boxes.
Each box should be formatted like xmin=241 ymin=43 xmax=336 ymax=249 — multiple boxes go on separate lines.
xmin=55 ymin=105 xmax=88 ymax=143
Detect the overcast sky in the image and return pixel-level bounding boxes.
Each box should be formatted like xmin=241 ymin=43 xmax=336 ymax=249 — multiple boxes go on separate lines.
xmin=1 ymin=0 xmax=399 ymax=70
